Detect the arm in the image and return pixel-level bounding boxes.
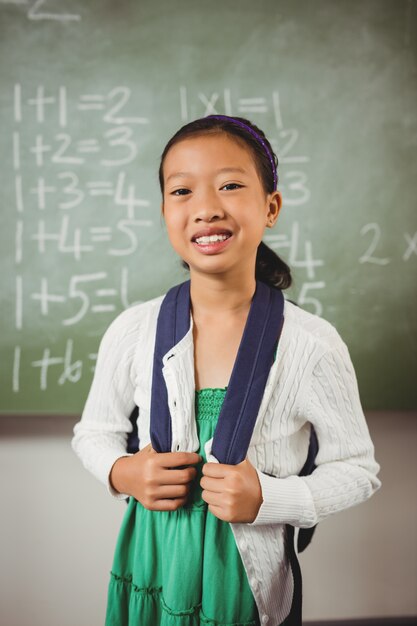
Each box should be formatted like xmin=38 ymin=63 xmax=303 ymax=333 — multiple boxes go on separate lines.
xmin=71 ymin=308 xmax=139 ymax=499
xmin=247 ymin=336 xmax=381 ymax=527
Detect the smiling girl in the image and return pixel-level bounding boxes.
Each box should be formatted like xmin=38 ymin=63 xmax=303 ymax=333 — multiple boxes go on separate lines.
xmin=72 ymin=115 xmax=381 ymax=626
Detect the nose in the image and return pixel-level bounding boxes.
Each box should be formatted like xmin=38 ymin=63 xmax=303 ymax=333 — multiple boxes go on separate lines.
xmin=193 ymin=187 xmax=225 ymax=223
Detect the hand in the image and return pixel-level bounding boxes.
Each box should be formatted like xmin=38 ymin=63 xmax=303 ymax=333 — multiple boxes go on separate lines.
xmin=200 ymin=457 xmax=263 ymax=523
xmin=109 ymin=443 xmax=202 ymax=511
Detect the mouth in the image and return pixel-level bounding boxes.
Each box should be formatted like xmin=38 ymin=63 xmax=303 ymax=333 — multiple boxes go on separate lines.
xmin=191 ymin=233 xmax=233 ymax=255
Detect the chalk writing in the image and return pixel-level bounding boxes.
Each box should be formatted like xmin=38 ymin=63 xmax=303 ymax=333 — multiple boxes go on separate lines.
xmin=403 ymin=232 xmax=417 ymax=261
xmin=10 ymin=82 xmax=151 ymax=399
xmin=15 ymin=84 xmax=148 ymax=126
xmin=359 ymin=223 xmax=417 ymax=265
xmin=359 ymin=223 xmax=390 ymax=265
xmin=0 ymin=0 xmax=81 ymax=23
xmin=264 ymin=222 xmax=325 ymax=315
xmin=31 ymin=339 xmax=83 ymax=391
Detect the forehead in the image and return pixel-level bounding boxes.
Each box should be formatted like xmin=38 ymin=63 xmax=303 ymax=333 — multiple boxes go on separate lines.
xmin=163 ymin=132 xmax=257 ymax=177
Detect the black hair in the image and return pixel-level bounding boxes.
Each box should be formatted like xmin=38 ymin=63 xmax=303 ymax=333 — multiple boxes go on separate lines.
xmin=158 ymin=115 xmax=292 ymax=290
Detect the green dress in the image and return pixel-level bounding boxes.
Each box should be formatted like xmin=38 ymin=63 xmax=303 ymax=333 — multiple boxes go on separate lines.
xmin=105 ymin=386 xmax=260 ymax=626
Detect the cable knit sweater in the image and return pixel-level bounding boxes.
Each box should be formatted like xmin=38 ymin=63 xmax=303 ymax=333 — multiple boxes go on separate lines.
xmin=72 ymin=292 xmax=381 ymax=625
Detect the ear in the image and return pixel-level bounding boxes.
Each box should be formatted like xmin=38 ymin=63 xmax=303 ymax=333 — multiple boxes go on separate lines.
xmin=266 ymin=190 xmax=282 ymax=227
xmin=160 ymin=202 xmax=165 ymax=216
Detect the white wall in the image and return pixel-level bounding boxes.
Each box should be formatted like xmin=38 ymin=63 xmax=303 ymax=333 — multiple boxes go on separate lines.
xmin=0 ymin=412 xmax=416 ymax=626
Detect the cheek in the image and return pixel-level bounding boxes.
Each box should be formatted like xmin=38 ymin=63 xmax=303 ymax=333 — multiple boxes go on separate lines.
xmin=163 ymin=211 xmax=187 ymax=246
xmin=163 ymin=207 xmax=180 ymax=229
xmin=238 ymin=206 xmax=265 ymax=230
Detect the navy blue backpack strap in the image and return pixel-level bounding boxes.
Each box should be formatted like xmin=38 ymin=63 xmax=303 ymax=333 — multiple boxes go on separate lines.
xmin=281 ymin=425 xmax=319 ymax=626
xmin=149 ymin=280 xmax=191 ymax=453
xmin=297 ymin=425 xmax=318 ymax=553
xmin=127 ymin=405 xmax=139 ymax=454
xmin=212 ymin=280 xmax=284 ymax=464
xmin=127 ymin=281 xmax=191 ymax=455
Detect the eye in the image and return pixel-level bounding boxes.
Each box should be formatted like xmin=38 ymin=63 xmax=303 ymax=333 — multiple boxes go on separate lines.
xmin=221 ymin=183 xmax=243 ymax=191
xmin=171 ymin=188 xmax=191 ymax=196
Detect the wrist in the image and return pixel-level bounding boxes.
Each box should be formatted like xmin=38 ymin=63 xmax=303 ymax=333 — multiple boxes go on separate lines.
xmin=109 ymin=455 xmax=132 ymax=496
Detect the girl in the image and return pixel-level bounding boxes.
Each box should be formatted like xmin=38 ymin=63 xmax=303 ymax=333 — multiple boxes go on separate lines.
xmin=72 ymin=115 xmax=381 ymax=626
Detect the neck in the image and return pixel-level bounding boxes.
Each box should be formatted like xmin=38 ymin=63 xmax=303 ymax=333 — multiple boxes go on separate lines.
xmin=189 ymin=269 xmax=256 ymax=319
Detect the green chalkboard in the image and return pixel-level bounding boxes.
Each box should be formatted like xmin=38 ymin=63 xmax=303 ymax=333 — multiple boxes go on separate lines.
xmin=1 ymin=0 xmax=416 ymax=414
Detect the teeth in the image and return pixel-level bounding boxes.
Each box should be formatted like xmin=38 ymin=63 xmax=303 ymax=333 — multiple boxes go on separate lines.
xmin=195 ymin=234 xmax=230 ymax=244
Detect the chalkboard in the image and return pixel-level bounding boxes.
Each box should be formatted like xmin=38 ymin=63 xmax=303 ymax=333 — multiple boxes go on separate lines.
xmin=1 ymin=0 xmax=416 ymax=414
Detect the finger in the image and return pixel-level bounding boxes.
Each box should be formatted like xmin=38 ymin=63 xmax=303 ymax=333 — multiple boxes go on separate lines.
xmin=200 ymin=475 xmax=223 ymax=493
xmin=156 ymin=483 xmax=190 ymax=499
xmin=156 ymin=451 xmax=203 ymax=468
xmin=202 ymin=489 xmax=222 ymax=507
xmin=207 ymin=503 xmax=224 ymax=519
xmin=149 ymin=497 xmax=188 ymax=511
xmin=158 ymin=466 xmax=198 ymax=485
xmin=202 ymin=462 xmax=231 ymax=478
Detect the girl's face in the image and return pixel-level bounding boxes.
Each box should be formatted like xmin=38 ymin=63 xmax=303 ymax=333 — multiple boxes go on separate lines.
xmin=161 ymin=133 xmax=281 ymax=279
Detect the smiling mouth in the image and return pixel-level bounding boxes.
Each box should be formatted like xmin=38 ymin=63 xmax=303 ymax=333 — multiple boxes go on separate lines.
xmin=193 ymin=233 xmax=232 ymax=245
xmin=191 ymin=234 xmax=233 ymax=255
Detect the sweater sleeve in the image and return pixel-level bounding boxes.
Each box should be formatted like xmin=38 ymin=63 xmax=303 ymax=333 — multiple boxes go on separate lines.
xmin=248 ymin=337 xmax=381 ymax=528
xmin=71 ymin=307 xmax=140 ymax=499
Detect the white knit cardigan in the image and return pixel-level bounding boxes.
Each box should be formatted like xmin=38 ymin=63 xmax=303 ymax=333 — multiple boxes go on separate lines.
xmin=72 ymin=293 xmax=381 ymax=625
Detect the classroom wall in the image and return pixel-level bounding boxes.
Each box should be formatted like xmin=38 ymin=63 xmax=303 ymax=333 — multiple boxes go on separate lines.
xmin=0 ymin=412 xmax=416 ymax=625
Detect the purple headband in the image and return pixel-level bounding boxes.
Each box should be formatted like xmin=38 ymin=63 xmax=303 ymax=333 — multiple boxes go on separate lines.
xmin=206 ymin=114 xmax=277 ymax=191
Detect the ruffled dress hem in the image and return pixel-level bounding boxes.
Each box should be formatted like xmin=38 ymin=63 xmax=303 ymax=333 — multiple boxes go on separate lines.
xmin=108 ymin=572 xmax=259 ymax=626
